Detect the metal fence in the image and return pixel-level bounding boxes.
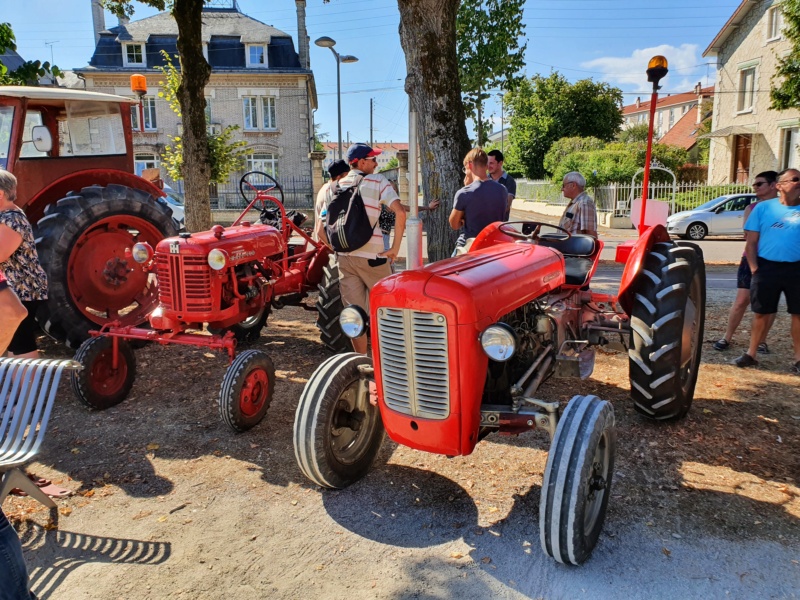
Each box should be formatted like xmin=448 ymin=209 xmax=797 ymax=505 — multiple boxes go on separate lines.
xmin=516 ymin=179 xmax=751 ymax=216
xmin=166 ymin=174 xmax=315 ymax=210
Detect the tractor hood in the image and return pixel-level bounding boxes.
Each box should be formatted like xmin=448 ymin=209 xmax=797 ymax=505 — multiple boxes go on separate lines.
xmin=371 ymin=242 xmax=565 ymax=326
xmin=155 ymin=223 xmax=285 ymax=265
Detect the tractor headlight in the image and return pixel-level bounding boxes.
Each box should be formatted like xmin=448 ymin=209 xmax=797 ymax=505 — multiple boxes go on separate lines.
xmin=207 ymin=248 xmax=229 ymax=271
xmin=339 ymin=306 xmax=368 ymax=339
xmin=480 ymin=323 xmax=517 ymax=362
xmin=131 ymin=242 xmax=153 ymax=264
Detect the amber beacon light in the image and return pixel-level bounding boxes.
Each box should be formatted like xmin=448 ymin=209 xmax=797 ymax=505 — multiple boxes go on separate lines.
xmin=130 ymin=74 xmax=147 ymax=132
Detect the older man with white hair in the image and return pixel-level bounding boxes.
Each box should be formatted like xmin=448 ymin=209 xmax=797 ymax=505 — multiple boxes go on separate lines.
xmin=559 ymin=171 xmax=597 ymax=237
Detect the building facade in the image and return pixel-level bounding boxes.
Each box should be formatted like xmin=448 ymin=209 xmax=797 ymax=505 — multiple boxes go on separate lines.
xmin=704 ymin=0 xmax=799 ymax=183
xmin=622 ymin=85 xmax=713 ymax=140
xmin=76 ymin=0 xmax=317 ymax=205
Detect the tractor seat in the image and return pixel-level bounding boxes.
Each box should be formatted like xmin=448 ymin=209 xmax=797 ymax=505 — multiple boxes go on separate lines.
xmin=537 ymin=233 xmax=597 ymax=257
xmin=564 ymin=257 xmax=593 ymax=286
xmin=538 ymin=234 xmax=597 ymax=286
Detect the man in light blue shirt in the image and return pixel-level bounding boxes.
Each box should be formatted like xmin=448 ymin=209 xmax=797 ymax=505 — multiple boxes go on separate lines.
xmin=737 ymin=168 xmax=800 ymax=372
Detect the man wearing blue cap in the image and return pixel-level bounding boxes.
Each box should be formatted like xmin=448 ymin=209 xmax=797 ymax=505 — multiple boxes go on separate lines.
xmin=331 ymin=143 xmax=406 ymax=353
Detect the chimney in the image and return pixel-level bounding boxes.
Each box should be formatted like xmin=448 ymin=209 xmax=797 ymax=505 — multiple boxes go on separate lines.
xmin=295 ymin=0 xmax=309 ymax=69
xmin=91 ymin=0 xmax=105 ymax=45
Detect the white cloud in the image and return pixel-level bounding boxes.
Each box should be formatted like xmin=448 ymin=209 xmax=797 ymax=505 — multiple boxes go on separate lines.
xmin=582 ymin=44 xmax=715 ymax=94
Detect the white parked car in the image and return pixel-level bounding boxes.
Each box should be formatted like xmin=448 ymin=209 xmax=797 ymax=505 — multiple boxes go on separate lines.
xmin=666 ymin=193 xmax=756 ymax=240
xmin=161 ymin=184 xmax=185 ymax=230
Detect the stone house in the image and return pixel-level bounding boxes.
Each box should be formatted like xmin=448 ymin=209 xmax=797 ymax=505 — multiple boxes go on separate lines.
xmin=703 ymin=0 xmax=799 ymax=183
xmin=76 ymin=0 xmax=317 ymax=205
xmin=621 ymin=85 xmax=713 ymax=139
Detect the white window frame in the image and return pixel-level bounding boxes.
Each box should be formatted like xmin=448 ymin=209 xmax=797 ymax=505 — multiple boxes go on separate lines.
xmin=123 ymin=43 xmax=146 ymax=68
xmin=134 ymin=153 xmax=160 ymax=177
xmin=767 ymin=6 xmax=782 ymax=42
xmin=130 ymin=96 xmax=157 ymax=131
xmin=780 ymin=126 xmax=799 ymax=170
xmin=243 ymin=96 xmax=259 ymax=130
xmin=737 ymin=66 xmax=757 ymax=113
xmin=246 ymin=152 xmax=278 ymax=177
xmin=246 ymin=44 xmax=267 ymax=68
xmin=242 ymin=96 xmax=277 ymax=130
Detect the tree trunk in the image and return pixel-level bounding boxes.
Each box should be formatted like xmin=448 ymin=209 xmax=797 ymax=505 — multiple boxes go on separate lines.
xmin=398 ymin=0 xmax=471 ymax=262
xmin=173 ymin=0 xmax=212 ymax=232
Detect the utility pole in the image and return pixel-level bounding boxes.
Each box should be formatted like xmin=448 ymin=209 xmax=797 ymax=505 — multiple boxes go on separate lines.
xmin=370 ymin=98 xmax=374 ymax=147
xmin=45 ymin=40 xmax=59 ymax=66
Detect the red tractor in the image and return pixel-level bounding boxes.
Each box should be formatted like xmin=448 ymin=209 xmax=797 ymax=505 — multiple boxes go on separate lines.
xmin=0 ymin=86 xmax=180 ymax=348
xmin=70 ymin=172 xmax=336 ymax=432
xmin=293 ymin=222 xmax=704 ymax=565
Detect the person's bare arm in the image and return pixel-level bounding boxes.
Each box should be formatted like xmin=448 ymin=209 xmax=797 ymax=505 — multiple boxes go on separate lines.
xmin=379 ymin=200 xmax=407 ymax=262
xmin=742 ymin=203 xmax=755 ymax=241
xmin=0 ymin=223 xmax=23 ymax=262
xmin=449 ymin=208 xmax=464 ymax=230
xmin=745 ymin=231 xmax=760 ymax=274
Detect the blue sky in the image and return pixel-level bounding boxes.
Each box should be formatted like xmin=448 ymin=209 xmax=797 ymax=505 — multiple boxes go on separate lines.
xmin=4 ymin=0 xmax=740 ymax=144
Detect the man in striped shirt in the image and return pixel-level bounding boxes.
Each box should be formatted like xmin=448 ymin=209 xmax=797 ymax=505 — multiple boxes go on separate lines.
xmin=558 ymin=171 xmax=598 ymax=237
xmin=333 ymin=143 xmax=406 ymax=353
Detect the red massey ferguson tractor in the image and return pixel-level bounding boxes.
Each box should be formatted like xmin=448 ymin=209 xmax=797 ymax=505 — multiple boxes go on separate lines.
xmin=69 ymin=173 xmax=339 ymax=432
xmin=293 ymin=221 xmax=705 ymax=565
xmin=0 ymin=86 xmax=181 ymax=348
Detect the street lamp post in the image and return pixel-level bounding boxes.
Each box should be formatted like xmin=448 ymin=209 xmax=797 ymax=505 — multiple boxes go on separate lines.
xmin=315 ymin=36 xmax=358 ymax=160
xmin=639 ymin=55 xmax=669 ymax=233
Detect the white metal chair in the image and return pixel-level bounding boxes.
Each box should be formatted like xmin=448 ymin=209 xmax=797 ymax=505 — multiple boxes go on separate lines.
xmin=0 ymin=357 xmax=82 ymax=508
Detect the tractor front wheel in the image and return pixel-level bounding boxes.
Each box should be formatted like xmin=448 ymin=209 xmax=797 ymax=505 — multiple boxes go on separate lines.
xmin=35 ymin=185 xmax=178 ymax=348
xmin=294 ymin=353 xmax=384 ymax=489
xmin=540 ymin=394 xmax=616 ymax=566
xmin=315 ymin=261 xmax=350 ymax=354
xmin=71 ymin=336 xmax=137 ymax=410
xmin=628 ymin=242 xmax=705 ymax=420
xmin=218 ymin=350 xmax=275 ymax=432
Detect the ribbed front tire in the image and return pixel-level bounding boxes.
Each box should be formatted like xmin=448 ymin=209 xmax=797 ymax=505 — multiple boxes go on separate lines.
xmin=540 ymin=394 xmax=616 ymax=566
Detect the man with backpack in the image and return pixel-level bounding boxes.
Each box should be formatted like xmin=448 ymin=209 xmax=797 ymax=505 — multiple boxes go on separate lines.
xmin=325 ymin=143 xmax=406 ymax=353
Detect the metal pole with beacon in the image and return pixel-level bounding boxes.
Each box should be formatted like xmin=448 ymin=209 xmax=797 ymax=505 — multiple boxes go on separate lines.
xmin=638 ymin=55 xmax=669 ymax=234
xmin=406 ymin=109 xmax=422 ymax=270
xmin=130 ymin=74 xmax=147 ymax=132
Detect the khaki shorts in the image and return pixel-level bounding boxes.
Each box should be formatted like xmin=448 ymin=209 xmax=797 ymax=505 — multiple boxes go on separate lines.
xmin=337 ymin=254 xmax=392 ymax=311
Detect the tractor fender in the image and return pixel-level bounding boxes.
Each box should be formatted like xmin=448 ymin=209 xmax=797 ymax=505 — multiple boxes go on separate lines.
xmin=25 ymin=169 xmax=166 ymax=224
xmin=616 ymin=224 xmax=672 ymax=315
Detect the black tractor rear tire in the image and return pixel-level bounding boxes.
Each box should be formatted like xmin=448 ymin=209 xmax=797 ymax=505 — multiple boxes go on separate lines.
xmin=540 ymin=394 xmax=616 ymax=565
xmin=294 ymin=353 xmax=385 ymax=489
xmin=628 ymin=241 xmax=705 ymax=420
xmin=35 ymin=185 xmax=178 ymax=348
xmin=209 ymin=304 xmax=271 ymax=343
xmin=316 ymin=261 xmax=350 ymax=353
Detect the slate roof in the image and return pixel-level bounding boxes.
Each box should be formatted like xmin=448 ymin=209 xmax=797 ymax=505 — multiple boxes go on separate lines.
xmin=82 ymin=8 xmax=303 ymax=72
xmin=0 ymin=49 xmax=26 ymax=72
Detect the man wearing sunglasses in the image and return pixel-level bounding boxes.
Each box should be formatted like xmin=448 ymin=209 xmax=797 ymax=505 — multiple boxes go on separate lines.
xmin=737 ymin=168 xmax=800 ymax=373
xmin=714 ymin=171 xmax=777 ymax=353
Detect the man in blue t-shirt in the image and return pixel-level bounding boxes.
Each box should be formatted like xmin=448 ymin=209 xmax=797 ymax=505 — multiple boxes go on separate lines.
xmin=448 ymin=148 xmax=507 ymax=253
xmin=737 ymin=168 xmax=800 ymax=373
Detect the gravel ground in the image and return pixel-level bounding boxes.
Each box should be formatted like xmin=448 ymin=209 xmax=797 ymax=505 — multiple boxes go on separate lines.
xmin=2 ymin=279 xmax=798 ymax=599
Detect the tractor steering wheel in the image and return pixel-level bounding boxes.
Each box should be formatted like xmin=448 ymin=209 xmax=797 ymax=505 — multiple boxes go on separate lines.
xmin=499 ymin=221 xmax=571 ymax=242
xmin=239 ymin=171 xmax=285 ymax=209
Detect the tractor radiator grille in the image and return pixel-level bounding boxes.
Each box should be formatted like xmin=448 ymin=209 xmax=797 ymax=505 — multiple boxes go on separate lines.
xmin=157 ymin=255 xmax=213 ymax=313
xmin=376 ymin=308 xmax=450 ymax=419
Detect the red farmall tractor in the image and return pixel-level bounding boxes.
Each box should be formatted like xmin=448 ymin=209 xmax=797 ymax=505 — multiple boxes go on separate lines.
xmin=0 ymin=86 xmax=180 ymax=347
xmin=293 ymin=221 xmax=705 ymax=565
xmin=70 ymin=173 xmax=336 ymax=432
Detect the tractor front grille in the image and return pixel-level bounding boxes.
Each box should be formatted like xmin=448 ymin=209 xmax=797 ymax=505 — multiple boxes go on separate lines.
xmin=156 ymin=254 xmax=213 ymax=313
xmin=376 ymin=308 xmax=450 ymax=419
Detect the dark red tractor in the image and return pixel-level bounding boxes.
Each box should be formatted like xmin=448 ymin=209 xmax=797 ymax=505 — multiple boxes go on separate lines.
xmin=0 ymin=86 xmax=180 ymax=348
xmin=70 ymin=172 xmax=336 ymax=432
xmin=293 ymin=221 xmax=705 ymax=565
